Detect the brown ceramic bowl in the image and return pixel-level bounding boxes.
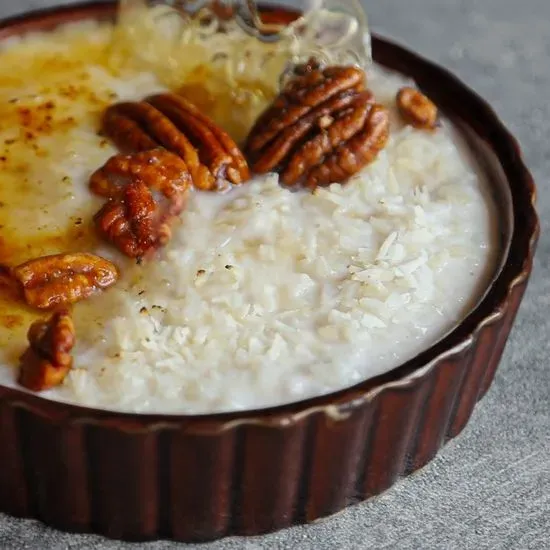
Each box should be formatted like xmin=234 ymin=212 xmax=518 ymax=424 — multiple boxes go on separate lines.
xmin=0 ymin=1 xmax=539 ymax=543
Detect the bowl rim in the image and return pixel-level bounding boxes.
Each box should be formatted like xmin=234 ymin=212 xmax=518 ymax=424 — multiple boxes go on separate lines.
xmin=0 ymin=0 xmax=539 ymax=429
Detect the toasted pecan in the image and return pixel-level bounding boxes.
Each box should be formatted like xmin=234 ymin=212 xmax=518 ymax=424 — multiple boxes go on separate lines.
xmin=147 ymin=94 xmax=250 ymax=185
xmin=282 ymin=91 xmax=376 ymax=186
xmin=13 ymin=253 xmax=119 ymax=310
xmin=103 ymin=102 xmax=199 ymax=163
xmin=94 ymin=180 xmax=184 ymax=259
xmin=246 ymin=65 xmax=365 ymax=154
xmin=396 ymin=87 xmax=438 ymax=130
xmin=251 ymin=89 xmax=368 ymax=174
xmin=89 ymin=149 xmax=192 ymax=200
xmin=306 ymin=105 xmax=390 ymax=187
xmin=245 ymin=61 xmax=389 ymax=187
xmin=19 ymin=309 xmax=75 ymax=391
xmin=102 ymin=94 xmax=249 ymax=191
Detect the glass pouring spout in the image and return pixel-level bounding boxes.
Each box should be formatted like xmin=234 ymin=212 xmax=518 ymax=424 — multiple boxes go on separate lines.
xmin=113 ymin=0 xmax=372 ymax=141
xmin=117 ymin=0 xmax=372 ymax=69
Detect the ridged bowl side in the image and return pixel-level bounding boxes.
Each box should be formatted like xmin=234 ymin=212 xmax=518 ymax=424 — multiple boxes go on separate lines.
xmin=0 ymin=280 xmax=531 ymax=542
xmin=0 ymin=1 xmax=539 ymax=542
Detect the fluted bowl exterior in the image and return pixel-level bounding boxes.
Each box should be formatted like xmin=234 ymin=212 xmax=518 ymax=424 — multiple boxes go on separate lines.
xmin=0 ymin=1 xmax=539 ymax=542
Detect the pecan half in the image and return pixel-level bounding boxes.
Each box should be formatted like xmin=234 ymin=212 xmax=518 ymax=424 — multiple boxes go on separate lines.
xmin=102 ymin=94 xmax=249 ymax=191
xmin=396 ymin=87 xmax=438 ymax=130
xmin=94 ymin=180 xmax=183 ymax=259
xmin=13 ymin=253 xmax=119 ymax=310
xmin=147 ymin=94 xmax=250 ymax=186
xmin=19 ymin=309 xmax=75 ymax=391
xmin=246 ymin=64 xmax=365 ymax=154
xmin=251 ymin=89 xmax=371 ymax=174
xmin=103 ymin=101 xmax=203 ymax=175
xmin=89 ymin=149 xmax=192 ymax=200
xmin=245 ymin=62 xmax=390 ymax=187
xmin=306 ymin=105 xmax=391 ymax=187
xmin=282 ymin=91 xmax=377 ymax=185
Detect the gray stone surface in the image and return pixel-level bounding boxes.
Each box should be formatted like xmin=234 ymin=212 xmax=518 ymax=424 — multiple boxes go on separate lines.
xmin=0 ymin=0 xmax=549 ymax=548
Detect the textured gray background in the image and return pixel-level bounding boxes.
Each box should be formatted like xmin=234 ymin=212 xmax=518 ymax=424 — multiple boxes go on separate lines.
xmin=0 ymin=0 xmax=549 ymax=549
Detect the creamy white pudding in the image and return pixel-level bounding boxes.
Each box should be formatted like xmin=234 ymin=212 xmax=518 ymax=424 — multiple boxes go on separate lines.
xmin=0 ymin=19 xmax=497 ymax=413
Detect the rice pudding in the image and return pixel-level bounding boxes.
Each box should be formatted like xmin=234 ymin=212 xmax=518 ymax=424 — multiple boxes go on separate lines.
xmin=0 ymin=15 xmax=498 ymax=413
